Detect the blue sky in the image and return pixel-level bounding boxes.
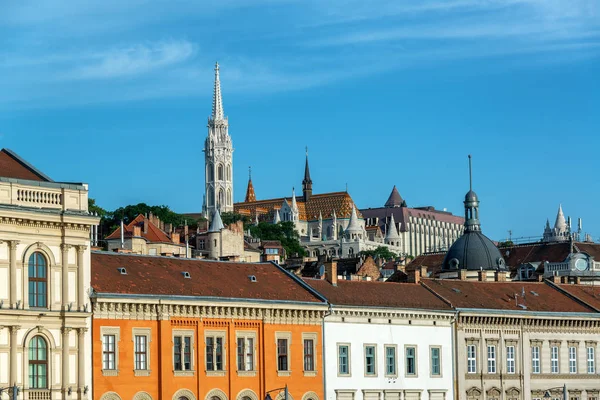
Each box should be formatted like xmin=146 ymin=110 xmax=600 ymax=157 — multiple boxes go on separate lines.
xmin=1 ymin=0 xmax=599 ymax=242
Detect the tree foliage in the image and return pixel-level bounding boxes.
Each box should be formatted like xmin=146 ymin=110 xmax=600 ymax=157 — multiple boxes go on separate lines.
xmin=249 ymin=221 xmax=306 ymax=257
xmin=359 ymin=246 xmax=398 ymax=260
xmin=220 ymin=212 xmax=251 ymax=227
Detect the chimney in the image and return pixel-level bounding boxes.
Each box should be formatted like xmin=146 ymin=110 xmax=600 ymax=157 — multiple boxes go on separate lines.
xmin=325 ymin=261 xmax=338 ymax=286
xmin=120 ymin=220 xmax=125 ymax=249
xmin=171 ymin=232 xmax=180 ymax=244
xmin=149 ymin=211 xmax=154 ymax=225
xmin=494 ymin=271 xmax=507 ymax=282
xmin=419 ymin=266 xmax=428 ymax=279
xmin=143 ymin=218 xmax=148 ymax=234
xmin=537 ymin=274 xmax=544 ymax=282
xmin=459 ymin=269 xmax=467 ymax=281
xmin=561 ymin=276 xmax=568 ymax=284
xmin=408 ymin=268 xmax=421 ymax=284
xmin=551 ymin=275 xmax=561 ymax=283
xmin=132 ymin=225 xmax=141 ymax=237
xmin=574 ymin=276 xmax=581 ymax=285
xmin=478 ymin=269 xmax=487 ymax=282
xmin=165 ymin=223 xmax=172 ymax=234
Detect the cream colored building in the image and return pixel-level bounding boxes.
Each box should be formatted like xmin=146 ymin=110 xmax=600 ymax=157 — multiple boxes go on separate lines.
xmin=0 ymin=148 xmax=98 ymax=399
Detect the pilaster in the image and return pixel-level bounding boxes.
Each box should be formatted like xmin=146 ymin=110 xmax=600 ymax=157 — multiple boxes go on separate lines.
xmin=8 ymin=240 xmax=19 ymax=308
xmin=76 ymin=245 xmax=86 ymax=311
xmin=77 ymin=327 xmax=88 ymax=399
xmin=62 ymin=326 xmax=72 ymax=398
xmin=61 ymin=243 xmax=71 ymax=310
xmin=9 ymin=325 xmax=20 ymax=385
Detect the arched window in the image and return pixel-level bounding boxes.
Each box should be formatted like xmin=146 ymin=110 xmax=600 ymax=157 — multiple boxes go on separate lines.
xmin=227 ymin=189 xmax=232 ymax=206
xmin=217 ymin=164 xmax=224 ymax=181
xmin=218 ymin=189 xmax=224 ymax=208
xmin=207 ymin=188 xmax=214 ymax=207
xmin=179 ymin=398 xmax=190 ymax=400
xmin=28 ymin=252 xmax=47 ymax=308
xmin=29 ymin=336 xmax=48 ymax=388
xmin=208 ymin=164 xmax=214 ymax=181
xmin=226 ymin=164 xmax=231 ymax=181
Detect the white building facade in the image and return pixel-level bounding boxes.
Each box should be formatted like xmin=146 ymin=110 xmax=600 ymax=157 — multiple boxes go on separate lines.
xmin=0 ymin=148 xmax=98 ymax=399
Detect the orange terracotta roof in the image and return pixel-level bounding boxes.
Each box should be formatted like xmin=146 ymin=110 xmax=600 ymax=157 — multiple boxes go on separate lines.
xmin=551 ymin=283 xmax=600 ymax=311
xmin=91 ymin=252 xmax=324 ymax=303
xmin=304 ymin=278 xmax=451 ymax=310
xmin=245 ymin=179 xmax=256 ymax=202
xmin=421 ymin=279 xmax=595 ymax=313
xmin=105 ymin=214 xmax=174 ymax=244
xmin=235 ymin=191 xmax=361 ymax=222
xmin=0 ymin=148 xmax=52 ymax=181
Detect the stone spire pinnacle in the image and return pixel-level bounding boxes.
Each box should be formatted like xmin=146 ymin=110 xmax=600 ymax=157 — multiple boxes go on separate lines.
xmin=302 ymin=147 xmax=313 ymax=202
xmin=209 ymin=209 xmax=225 ymax=232
xmin=385 ymin=213 xmax=400 ymax=239
xmin=555 ymin=204 xmax=567 ymax=229
xmin=211 ymin=62 xmax=224 ymax=121
xmin=273 ymin=209 xmax=281 ymax=224
xmin=291 ymin=187 xmax=298 ymax=211
xmin=245 ymin=166 xmax=256 ymax=202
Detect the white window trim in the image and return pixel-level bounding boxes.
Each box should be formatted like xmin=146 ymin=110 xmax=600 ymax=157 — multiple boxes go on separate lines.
xmin=569 ymin=346 xmax=578 ymax=374
xmin=430 ymin=345 xmax=442 ymax=378
xmin=587 ymin=346 xmax=596 ymax=374
xmin=101 ymin=326 xmax=120 ymax=376
xmin=173 ymin=329 xmax=195 ymax=377
xmin=506 ymin=345 xmax=516 ymax=374
xmin=364 ymin=344 xmax=377 ymax=377
xmin=551 ymin=345 xmax=560 ymax=374
xmin=205 ymin=329 xmax=227 ymax=376
xmin=132 ymin=328 xmax=151 ymax=376
xmin=384 ymin=345 xmax=398 ymax=378
xmin=532 ymin=345 xmax=541 ymax=374
xmin=337 ymin=343 xmax=351 ymax=377
xmin=236 ymin=330 xmax=257 ymax=377
xmin=487 ymin=345 xmax=497 ymax=374
xmin=276 ymin=331 xmax=292 ymax=376
xmin=302 ymin=332 xmax=318 ymax=377
xmin=467 ymin=344 xmax=477 ymax=374
xmin=405 ymin=345 xmax=418 ymax=377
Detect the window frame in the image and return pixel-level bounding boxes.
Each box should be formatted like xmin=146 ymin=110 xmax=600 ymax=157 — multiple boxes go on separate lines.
xmin=506 ymin=345 xmax=516 ymax=374
xmin=587 ymin=346 xmax=596 ymax=374
xmin=467 ymin=344 xmax=477 ymax=374
xmin=384 ymin=345 xmax=398 ymax=378
xmin=173 ymin=329 xmax=195 ymax=377
xmin=337 ymin=343 xmax=351 ymax=377
xmin=236 ymin=331 xmax=257 ymax=376
xmin=205 ymin=330 xmax=226 ymax=376
xmin=28 ymin=335 xmax=48 ymax=389
xmin=405 ymin=345 xmax=418 ymax=377
xmin=364 ymin=344 xmax=377 ymax=377
xmin=302 ymin=332 xmax=318 ymax=376
xmin=551 ymin=345 xmax=560 ymax=374
xmin=101 ymin=327 xmax=120 ymax=376
xmin=569 ymin=346 xmax=577 ymax=374
xmin=531 ymin=345 xmax=541 ymax=374
xmin=430 ymin=345 xmax=442 ymax=377
xmin=132 ymin=328 xmax=151 ymax=376
xmin=28 ymin=252 xmax=48 ymax=309
xmin=275 ymin=332 xmax=292 ymax=376
xmin=487 ymin=344 xmax=497 ymax=374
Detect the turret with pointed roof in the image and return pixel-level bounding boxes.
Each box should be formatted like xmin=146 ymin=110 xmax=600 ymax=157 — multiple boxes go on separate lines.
xmin=245 ymin=167 xmax=256 ymax=202
xmin=384 ymin=186 xmax=404 ymax=208
xmin=209 ymin=209 xmax=225 ymax=232
xmin=385 ymin=213 xmax=400 ymax=242
xmin=302 ymin=148 xmax=313 ymax=202
xmin=543 ymin=204 xmax=571 ymax=242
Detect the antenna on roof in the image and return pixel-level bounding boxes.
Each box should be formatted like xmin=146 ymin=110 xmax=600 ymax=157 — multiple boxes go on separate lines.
xmin=468 ymin=154 xmax=473 ymax=191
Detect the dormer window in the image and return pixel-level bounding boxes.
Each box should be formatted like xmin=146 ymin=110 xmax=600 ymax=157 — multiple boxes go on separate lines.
xmin=117 ymin=267 xmax=127 ymax=275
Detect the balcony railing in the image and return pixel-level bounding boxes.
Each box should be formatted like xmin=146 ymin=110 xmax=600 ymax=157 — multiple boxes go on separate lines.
xmin=0 ymin=180 xmax=88 ymax=212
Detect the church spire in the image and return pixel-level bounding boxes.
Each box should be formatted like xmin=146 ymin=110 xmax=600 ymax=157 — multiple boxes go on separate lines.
xmin=211 ymin=62 xmax=224 ymax=121
xmin=245 ymin=166 xmax=256 ymax=202
xmin=302 ymin=147 xmax=313 ymax=202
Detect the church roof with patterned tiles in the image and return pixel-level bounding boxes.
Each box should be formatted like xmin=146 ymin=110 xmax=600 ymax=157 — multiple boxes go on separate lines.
xmin=0 ymin=148 xmax=54 ymax=182
xmin=235 ymin=191 xmax=362 ymax=222
xmin=105 ymin=214 xmax=175 ymax=244
xmin=91 ymin=251 xmax=325 ymax=304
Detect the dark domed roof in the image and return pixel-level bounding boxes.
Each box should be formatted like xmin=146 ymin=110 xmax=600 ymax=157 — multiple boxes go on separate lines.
xmin=465 ymin=190 xmax=479 ymax=202
xmin=442 ymin=230 xmax=506 ymax=271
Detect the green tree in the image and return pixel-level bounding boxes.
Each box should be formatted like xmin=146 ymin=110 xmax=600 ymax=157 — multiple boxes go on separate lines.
xmin=249 ymin=221 xmax=306 ymax=257
xmin=359 ymin=246 xmax=398 ymax=260
xmin=220 ymin=212 xmax=251 ymax=227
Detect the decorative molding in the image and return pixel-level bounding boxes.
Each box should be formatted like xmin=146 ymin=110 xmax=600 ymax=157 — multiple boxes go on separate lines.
xmin=301 ymin=392 xmax=320 ymax=400
xmin=100 ymin=392 xmax=122 ymax=400
xmin=133 ymin=392 xmax=153 ymax=400
xmin=236 ymin=389 xmax=259 ymax=400
xmin=205 ymin=389 xmax=227 ymax=400
xmin=173 ymin=389 xmax=196 ymax=400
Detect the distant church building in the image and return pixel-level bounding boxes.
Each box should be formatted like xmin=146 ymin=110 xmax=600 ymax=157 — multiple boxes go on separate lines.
xmin=202 ymin=62 xmax=234 ymax=218
xmin=542 ymin=204 xmax=581 ymax=243
xmin=361 ymin=186 xmax=464 ymax=257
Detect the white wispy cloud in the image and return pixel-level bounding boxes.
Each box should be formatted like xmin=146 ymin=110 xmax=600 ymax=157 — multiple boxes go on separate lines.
xmin=65 ymin=40 xmax=196 ymax=80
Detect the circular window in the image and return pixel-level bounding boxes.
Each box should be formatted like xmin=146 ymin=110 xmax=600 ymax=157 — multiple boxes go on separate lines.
xmin=497 ymin=257 xmax=505 ymax=269
xmin=449 ymin=258 xmax=459 ymax=269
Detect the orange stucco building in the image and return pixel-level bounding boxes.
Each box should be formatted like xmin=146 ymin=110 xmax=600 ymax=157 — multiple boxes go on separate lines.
xmin=90 ymin=252 xmax=327 ymax=400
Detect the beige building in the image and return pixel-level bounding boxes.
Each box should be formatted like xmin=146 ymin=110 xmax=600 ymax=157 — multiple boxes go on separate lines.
xmin=0 ymin=148 xmax=98 ymax=399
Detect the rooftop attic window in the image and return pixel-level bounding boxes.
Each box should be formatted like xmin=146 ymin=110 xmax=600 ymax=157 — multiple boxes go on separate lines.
xmin=248 ymin=275 xmax=257 ymax=283
xmin=182 ymin=271 xmax=191 ymax=279
xmin=517 ymin=304 xmax=527 ymax=310
xmin=452 ymin=288 xmax=461 ymax=293
xmin=117 ymin=267 xmax=127 ymax=275
xmin=530 ymin=291 xmax=539 ymax=296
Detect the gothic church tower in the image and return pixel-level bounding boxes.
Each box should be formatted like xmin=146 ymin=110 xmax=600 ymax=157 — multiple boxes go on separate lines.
xmin=203 ymin=62 xmax=234 ymax=218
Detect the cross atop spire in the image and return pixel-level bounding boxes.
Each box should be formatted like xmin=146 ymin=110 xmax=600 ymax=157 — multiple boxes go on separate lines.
xmin=212 ymin=61 xmax=224 ymax=120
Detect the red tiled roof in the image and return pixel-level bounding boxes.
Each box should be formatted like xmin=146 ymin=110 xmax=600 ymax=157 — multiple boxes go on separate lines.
xmin=105 ymin=214 xmax=174 ymax=244
xmin=235 ymin=191 xmax=361 ymax=222
xmin=500 ymin=242 xmax=571 ymax=268
xmin=303 ymin=278 xmax=451 ymax=310
xmin=421 ymin=279 xmax=594 ymax=313
xmin=91 ymin=252 xmax=323 ymax=303
xmin=361 ymin=206 xmax=464 ymax=233
xmin=552 ymin=283 xmax=600 ymax=312
xmin=574 ymin=242 xmax=600 ymax=259
xmin=0 ymin=148 xmax=52 ymax=181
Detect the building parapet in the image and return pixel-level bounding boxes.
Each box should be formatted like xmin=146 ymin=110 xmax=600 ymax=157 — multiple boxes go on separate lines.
xmin=0 ymin=179 xmax=89 ymax=212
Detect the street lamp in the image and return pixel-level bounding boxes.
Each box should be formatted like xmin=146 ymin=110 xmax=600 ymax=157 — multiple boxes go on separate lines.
xmin=0 ymin=385 xmax=19 ymax=400
xmin=265 ymin=385 xmax=289 ymax=400
xmin=543 ymin=384 xmax=567 ymax=400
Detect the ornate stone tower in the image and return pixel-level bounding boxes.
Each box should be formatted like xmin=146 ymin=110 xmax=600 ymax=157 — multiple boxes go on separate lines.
xmin=203 ymin=62 xmax=234 ymax=218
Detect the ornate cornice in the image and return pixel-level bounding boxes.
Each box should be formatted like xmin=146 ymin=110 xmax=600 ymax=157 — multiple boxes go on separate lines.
xmin=331 ymin=308 xmax=453 ymax=322
xmin=0 ymin=216 xmax=90 ymax=231
xmin=459 ymin=315 xmax=600 ymax=332
xmin=93 ymin=300 xmax=324 ymax=325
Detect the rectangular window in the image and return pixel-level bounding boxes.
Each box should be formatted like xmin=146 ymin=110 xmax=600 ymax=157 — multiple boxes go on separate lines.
xmin=532 ymin=346 xmax=540 ymax=374
xmin=206 ymin=335 xmax=224 ymax=371
xmin=102 ymin=335 xmax=116 ymax=370
xmin=430 ymin=347 xmax=441 ymax=376
xmin=551 ymin=346 xmax=559 ymax=374
xmin=385 ymin=346 xmax=397 ymax=376
xmin=487 ymin=345 xmax=496 ymax=373
xmin=569 ymin=346 xmax=577 ymax=373
xmin=277 ymin=338 xmax=289 ymax=371
xmin=173 ymin=335 xmax=192 ymax=371
xmin=405 ymin=346 xmax=416 ymax=376
xmin=506 ymin=345 xmax=515 ymax=374
xmin=338 ymin=344 xmax=350 ymax=376
xmin=467 ymin=344 xmax=477 ymax=374
xmin=365 ymin=345 xmax=376 ymax=376
xmin=304 ymin=339 xmax=315 ymax=371
xmin=134 ymin=335 xmax=147 ymax=370
xmin=587 ymin=347 xmax=595 ymax=374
